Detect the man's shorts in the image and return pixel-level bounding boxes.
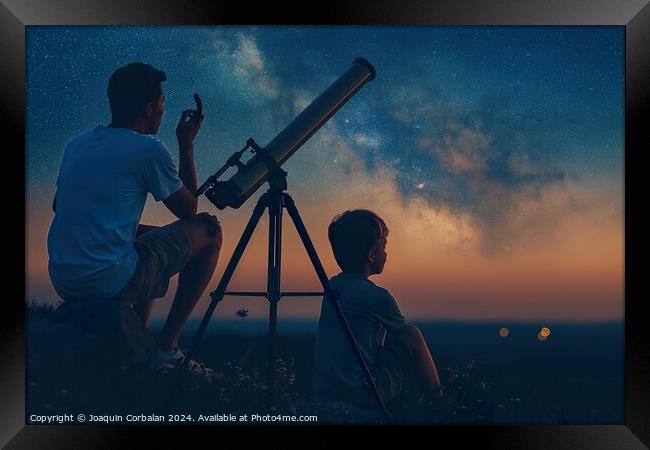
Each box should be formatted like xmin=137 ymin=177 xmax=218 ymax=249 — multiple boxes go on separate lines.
xmin=111 ymin=223 xmax=192 ymax=305
xmin=346 ymin=328 xmax=414 ymax=409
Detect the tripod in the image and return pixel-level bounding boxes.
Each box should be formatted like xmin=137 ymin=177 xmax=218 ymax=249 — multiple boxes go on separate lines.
xmin=175 ymin=163 xmax=391 ymax=417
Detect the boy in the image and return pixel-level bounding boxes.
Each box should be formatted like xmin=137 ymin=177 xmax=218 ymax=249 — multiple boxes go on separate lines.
xmin=312 ymin=209 xmax=442 ymax=410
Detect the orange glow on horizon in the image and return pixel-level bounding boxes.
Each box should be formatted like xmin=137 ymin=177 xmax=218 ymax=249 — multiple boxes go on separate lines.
xmin=27 ymin=174 xmax=624 ymax=322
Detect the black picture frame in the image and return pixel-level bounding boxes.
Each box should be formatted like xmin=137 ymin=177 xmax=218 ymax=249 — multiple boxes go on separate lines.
xmin=4 ymin=0 xmax=648 ymax=448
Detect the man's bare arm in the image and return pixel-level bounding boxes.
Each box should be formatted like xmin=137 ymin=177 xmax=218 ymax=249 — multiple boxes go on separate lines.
xmin=163 ymin=186 xmax=197 ymax=220
xmin=178 ymin=142 xmax=198 ymax=195
xmin=175 ymin=108 xmax=204 ymax=195
xmin=162 ymin=104 xmax=205 ymax=220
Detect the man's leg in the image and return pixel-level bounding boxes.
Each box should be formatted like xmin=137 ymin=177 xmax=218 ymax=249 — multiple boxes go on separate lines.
xmin=132 ymin=224 xmax=160 ymax=328
xmin=133 ymin=300 xmax=155 ymax=327
xmin=157 ymin=213 xmax=222 ymax=352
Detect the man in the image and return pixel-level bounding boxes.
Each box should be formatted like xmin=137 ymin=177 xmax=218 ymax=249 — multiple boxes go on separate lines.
xmin=47 ymin=62 xmax=223 ymax=368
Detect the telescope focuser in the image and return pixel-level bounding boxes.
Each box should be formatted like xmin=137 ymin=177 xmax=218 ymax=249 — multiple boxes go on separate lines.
xmin=194 ymin=138 xmax=259 ymax=198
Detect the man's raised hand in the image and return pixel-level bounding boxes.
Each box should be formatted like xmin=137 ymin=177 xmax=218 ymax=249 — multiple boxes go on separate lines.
xmin=176 ymin=95 xmax=204 ymax=149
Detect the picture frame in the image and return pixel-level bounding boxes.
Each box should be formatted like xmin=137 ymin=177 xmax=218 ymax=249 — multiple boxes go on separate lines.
xmin=4 ymin=0 xmax=647 ymax=447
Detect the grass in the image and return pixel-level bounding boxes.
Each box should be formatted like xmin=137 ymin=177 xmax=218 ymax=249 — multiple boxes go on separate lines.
xmin=25 ymin=302 xmax=622 ymax=425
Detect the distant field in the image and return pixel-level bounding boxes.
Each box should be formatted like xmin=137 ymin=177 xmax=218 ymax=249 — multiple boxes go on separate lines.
xmin=169 ymin=319 xmax=624 ymax=423
xmin=27 ymin=306 xmax=624 ymax=424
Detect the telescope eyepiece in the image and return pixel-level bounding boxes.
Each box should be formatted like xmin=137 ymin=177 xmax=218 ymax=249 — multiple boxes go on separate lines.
xmin=353 ymin=57 xmax=376 ymax=80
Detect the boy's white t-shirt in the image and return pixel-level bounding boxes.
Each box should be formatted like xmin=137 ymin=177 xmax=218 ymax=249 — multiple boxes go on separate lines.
xmin=312 ymin=272 xmax=407 ymax=400
xmin=47 ymin=125 xmax=183 ymax=301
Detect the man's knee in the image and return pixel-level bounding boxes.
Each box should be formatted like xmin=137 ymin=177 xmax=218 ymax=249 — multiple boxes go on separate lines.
xmin=178 ymin=213 xmax=223 ymax=255
xmin=196 ymin=213 xmax=223 ymax=252
xmin=205 ymin=231 xmax=223 ymax=254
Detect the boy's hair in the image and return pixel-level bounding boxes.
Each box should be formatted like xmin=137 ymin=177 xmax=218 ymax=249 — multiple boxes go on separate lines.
xmin=107 ymin=62 xmax=167 ymax=123
xmin=328 ymin=209 xmax=388 ymax=271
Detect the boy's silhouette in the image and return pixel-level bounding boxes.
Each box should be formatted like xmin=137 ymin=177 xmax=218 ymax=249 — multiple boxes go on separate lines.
xmin=312 ymin=209 xmax=442 ymax=410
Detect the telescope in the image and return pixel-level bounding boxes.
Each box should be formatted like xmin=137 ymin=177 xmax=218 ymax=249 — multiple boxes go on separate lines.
xmin=196 ymin=57 xmax=376 ymax=208
xmin=176 ymin=57 xmax=392 ymax=418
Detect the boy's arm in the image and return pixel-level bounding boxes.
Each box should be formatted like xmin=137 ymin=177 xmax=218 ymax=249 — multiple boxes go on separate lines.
xmin=377 ymin=290 xmax=408 ymax=332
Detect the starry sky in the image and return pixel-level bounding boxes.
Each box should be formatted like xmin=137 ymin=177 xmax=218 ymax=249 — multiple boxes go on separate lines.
xmin=26 ymin=26 xmax=624 ymax=322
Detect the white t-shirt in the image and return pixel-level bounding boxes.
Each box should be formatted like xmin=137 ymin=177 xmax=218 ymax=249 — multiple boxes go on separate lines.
xmin=312 ymin=272 xmax=407 ymax=400
xmin=47 ymin=125 xmax=183 ymax=301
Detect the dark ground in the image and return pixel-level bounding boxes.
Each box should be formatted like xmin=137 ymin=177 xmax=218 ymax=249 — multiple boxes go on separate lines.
xmin=26 ymin=303 xmax=624 ymax=425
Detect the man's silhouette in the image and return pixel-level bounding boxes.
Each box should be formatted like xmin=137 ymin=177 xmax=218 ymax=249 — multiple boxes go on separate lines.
xmin=47 ymin=62 xmax=223 ymax=368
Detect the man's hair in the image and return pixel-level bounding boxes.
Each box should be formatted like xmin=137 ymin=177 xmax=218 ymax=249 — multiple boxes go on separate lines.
xmin=107 ymin=62 xmax=167 ymax=123
xmin=328 ymin=209 xmax=388 ymax=271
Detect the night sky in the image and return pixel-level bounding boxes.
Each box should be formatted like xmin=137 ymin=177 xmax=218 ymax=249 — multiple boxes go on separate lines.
xmin=26 ymin=26 xmax=624 ymax=321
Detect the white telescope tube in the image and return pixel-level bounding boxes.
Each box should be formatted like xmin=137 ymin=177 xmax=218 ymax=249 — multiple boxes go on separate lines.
xmin=207 ymin=57 xmax=376 ymax=209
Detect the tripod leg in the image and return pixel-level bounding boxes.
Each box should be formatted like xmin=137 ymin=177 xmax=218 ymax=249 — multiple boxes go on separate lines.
xmin=172 ymin=195 xmax=267 ymax=393
xmin=283 ymin=194 xmax=391 ymax=418
xmin=266 ymin=193 xmax=283 ymax=410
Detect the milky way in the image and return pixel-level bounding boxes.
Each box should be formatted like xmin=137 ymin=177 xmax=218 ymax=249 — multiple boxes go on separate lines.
xmin=26 ymin=26 xmax=624 ymax=320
